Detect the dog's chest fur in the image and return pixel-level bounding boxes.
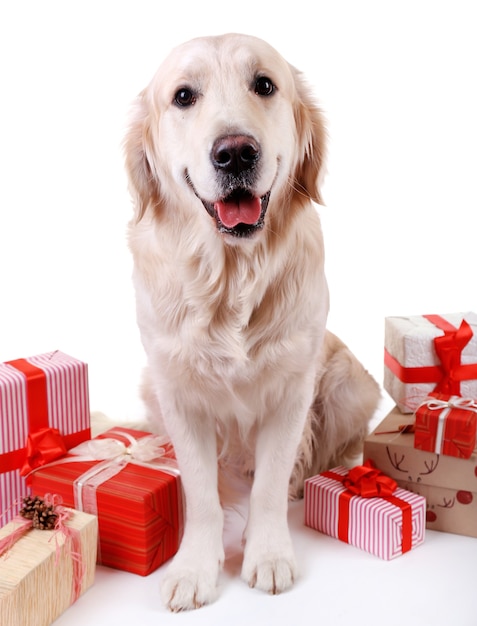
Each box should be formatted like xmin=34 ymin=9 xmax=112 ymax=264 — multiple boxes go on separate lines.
xmin=135 ymin=228 xmax=323 ymax=389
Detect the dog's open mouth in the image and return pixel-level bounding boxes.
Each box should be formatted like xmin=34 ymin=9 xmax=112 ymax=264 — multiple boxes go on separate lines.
xmin=202 ymin=189 xmax=270 ymax=238
xmin=185 ymin=172 xmax=271 ymax=238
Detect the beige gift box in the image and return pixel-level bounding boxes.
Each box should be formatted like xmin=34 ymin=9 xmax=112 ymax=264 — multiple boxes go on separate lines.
xmin=0 ymin=509 xmax=97 ymax=626
xmin=363 ymin=407 xmax=477 ymax=538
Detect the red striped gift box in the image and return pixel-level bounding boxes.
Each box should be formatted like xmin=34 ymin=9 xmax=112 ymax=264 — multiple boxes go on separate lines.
xmin=0 ymin=351 xmax=91 ymax=524
xmin=304 ymin=463 xmax=426 ymax=560
xmin=29 ymin=427 xmax=183 ymax=576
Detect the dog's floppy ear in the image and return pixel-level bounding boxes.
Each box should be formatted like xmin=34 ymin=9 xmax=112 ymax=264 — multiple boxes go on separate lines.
xmin=124 ymin=94 xmax=160 ymax=222
xmin=292 ymin=68 xmax=327 ymax=206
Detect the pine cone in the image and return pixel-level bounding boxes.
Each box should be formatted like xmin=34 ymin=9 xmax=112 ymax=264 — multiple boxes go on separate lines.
xmin=32 ymin=502 xmax=58 ymax=530
xmin=19 ymin=495 xmax=43 ymax=520
xmin=19 ymin=495 xmax=58 ymax=530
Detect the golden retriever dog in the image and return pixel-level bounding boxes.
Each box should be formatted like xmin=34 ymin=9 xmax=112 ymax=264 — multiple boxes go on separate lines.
xmin=124 ymin=33 xmax=380 ymax=611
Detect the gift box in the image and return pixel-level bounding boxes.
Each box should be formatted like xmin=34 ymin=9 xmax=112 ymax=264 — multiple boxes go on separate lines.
xmin=304 ymin=463 xmax=426 ymax=560
xmin=28 ymin=427 xmax=183 ymax=576
xmin=364 ymin=406 xmax=477 ymax=537
xmin=0 ymin=351 xmax=91 ymax=524
xmin=384 ymin=312 xmax=477 ymax=413
xmin=0 ymin=507 xmax=97 ymax=626
xmin=414 ymin=395 xmax=477 ymax=459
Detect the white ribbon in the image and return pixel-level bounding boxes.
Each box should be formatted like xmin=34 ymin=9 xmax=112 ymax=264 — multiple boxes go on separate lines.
xmin=417 ymin=396 xmax=477 ymax=453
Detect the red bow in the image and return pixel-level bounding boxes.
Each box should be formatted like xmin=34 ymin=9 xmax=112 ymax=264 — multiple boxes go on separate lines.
xmin=342 ymin=460 xmax=397 ymax=498
xmin=433 ymin=318 xmax=473 ymax=395
xmin=20 ymin=427 xmax=68 ymax=477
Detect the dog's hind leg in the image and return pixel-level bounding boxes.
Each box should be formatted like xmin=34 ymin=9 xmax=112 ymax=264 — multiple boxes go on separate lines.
xmin=288 ymin=331 xmax=381 ymax=499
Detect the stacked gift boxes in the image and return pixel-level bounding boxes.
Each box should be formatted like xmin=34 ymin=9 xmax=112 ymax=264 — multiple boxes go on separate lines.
xmin=0 ymin=351 xmax=91 ymax=524
xmin=305 ymin=311 xmax=477 ymax=551
xmin=366 ymin=311 xmax=477 ymax=538
xmin=1 ymin=350 xmax=183 ymax=578
xmin=364 ymin=406 xmax=477 ymax=537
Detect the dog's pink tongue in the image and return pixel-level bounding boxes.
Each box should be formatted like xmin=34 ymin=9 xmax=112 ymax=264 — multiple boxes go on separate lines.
xmin=214 ymin=197 xmax=261 ymax=228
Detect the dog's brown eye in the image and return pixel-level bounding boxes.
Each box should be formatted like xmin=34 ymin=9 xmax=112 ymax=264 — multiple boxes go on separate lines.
xmin=174 ymin=88 xmax=196 ymax=107
xmin=254 ymin=76 xmax=275 ymax=96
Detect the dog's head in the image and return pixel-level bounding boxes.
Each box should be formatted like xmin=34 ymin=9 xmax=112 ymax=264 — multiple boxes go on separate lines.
xmin=124 ymin=34 xmax=326 ymax=242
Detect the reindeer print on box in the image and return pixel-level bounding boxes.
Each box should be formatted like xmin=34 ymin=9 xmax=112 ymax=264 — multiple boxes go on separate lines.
xmin=364 ymin=406 xmax=477 ymax=538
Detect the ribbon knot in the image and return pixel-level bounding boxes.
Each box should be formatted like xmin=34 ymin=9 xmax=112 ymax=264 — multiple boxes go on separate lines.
xmin=342 ymin=460 xmax=397 ymax=498
xmin=20 ymin=427 xmax=68 ymax=476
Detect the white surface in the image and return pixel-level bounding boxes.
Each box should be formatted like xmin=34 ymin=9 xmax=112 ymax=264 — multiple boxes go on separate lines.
xmin=55 ymin=395 xmax=477 ymax=626
xmin=1 ymin=1 xmax=476 ymax=624
xmin=56 ymin=526 xmax=476 ymax=626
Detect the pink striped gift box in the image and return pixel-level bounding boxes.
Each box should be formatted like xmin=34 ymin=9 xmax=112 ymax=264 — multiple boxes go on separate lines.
xmin=0 ymin=351 xmax=91 ymax=524
xmin=304 ymin=465 xmax=426 ymax=560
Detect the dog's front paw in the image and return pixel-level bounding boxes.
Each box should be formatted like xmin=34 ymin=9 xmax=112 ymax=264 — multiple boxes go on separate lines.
xmin=241 ymin=542 xmax=297 ymax=594
xmin=160 ymin=548 xmax=223 ymax=612
xmin=161 ymin=567 xmax=217 ymax=612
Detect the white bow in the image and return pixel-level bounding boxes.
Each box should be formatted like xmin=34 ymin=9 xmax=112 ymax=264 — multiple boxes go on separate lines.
xmin=69 ymin=430 xmax=171 ymax=464
xmin=421 ymin=396 xmax=477 ymax=413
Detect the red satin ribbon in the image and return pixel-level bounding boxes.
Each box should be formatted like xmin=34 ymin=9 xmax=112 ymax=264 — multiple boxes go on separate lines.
xmin=322 ymin=461 xmax=412 ymax=553
xmin=0 ymin=431 xmax=90 ymax=475
xmin=384 ymin=315 xmax=477 ymax=395
xmin=7 ymin=358 xmax=50 ymax=431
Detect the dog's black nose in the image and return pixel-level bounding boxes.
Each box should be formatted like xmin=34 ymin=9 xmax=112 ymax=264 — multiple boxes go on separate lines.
xmin=211 ymin=135 xmax=260 ymax=175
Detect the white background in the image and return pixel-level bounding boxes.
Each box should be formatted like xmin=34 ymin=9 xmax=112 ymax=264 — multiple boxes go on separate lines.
xmin=1 ymin=2 xmax=476 ymax=625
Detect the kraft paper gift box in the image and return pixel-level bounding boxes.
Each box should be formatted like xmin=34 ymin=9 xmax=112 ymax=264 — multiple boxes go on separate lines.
xmin=384 ymin=312 xmax=477 ymax=413
xmin=0 ymin=351 xmax=91 ymax=524
xmin=364 ymin=406 xmax=477 ymax=538
xmin=29 ymin=427 xmax=183 ymax=576
xmin=414 ymin=395 xmax=477 ymax=459
xmin=304 ymin=463 xmax=426 ymax=560
xmin=0 ymin=507 xmax=97 ymax=626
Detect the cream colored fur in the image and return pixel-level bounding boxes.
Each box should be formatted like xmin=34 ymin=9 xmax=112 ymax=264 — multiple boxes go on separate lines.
xmin=124 ymin=33 xmax=380 ymax=611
